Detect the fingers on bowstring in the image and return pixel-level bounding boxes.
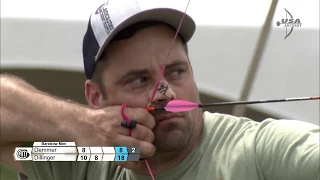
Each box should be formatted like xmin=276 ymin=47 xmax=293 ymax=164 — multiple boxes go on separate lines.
xmin=118 ymin=124 xmax=155 ymax=143
xmin=119 ymin=104 xmax=156 ymax=157
xmin=121 ymin=104 xmax=156 ymax=129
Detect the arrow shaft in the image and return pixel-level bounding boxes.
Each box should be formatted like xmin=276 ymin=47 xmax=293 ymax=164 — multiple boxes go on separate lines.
xmin=148 ymin=96 xmax=320 ymax=111
xmin=200 ymin=96 xmax=319 ymax=107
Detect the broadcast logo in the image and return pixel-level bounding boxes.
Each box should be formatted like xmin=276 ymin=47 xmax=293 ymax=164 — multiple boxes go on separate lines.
xmin=16 ymin=149 xmax=30 ymax=159
xmin=276 ymin=8 xmax=302 ymax=39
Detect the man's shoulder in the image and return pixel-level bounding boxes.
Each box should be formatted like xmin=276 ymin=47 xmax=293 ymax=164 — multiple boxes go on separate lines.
xmin=194 ymin=112 xmax=319 ymax=180
xmin=201 ymin=111 xmax=283 ymax=146
xmin=201 ymin=111 xmax=319 ymax=150
xmin=202 ymin=111 xmax=261 ymax=130
xmin=199 ymin=111 xmax=264 ymax=153
xmin=202 ymin=111 xmax=319 ymax=135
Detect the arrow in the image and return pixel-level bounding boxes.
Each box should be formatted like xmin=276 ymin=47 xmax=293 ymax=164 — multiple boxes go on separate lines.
xmin=146 ymin=96 xmax=320 ymax=112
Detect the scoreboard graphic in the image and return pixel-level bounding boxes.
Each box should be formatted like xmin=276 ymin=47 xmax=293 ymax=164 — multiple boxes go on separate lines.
xmin=13 ymin=142 xmax=140 ymax=162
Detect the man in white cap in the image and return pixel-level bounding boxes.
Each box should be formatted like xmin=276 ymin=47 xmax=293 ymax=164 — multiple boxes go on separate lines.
xmin=1 ymin=0 xmax=319 ymax=180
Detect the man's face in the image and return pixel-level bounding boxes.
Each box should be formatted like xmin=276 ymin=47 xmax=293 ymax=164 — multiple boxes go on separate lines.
xmin=86 ymin=25 xmax=203 ymax=153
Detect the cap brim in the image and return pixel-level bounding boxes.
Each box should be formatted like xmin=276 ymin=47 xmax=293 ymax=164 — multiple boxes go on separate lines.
xmin=95 ymin=8 xmax=195 ymax=61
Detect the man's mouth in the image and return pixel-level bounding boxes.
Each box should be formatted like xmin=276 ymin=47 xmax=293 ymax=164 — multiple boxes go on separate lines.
xmin=155 ymin=113 xmax=183 ymax=123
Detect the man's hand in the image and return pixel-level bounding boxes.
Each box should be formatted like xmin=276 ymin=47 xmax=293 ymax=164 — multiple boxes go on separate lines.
xmin=75 ymin=105 xmax=156 ymax=169
xmin=0 ymin=74 xmax=155 ymax=173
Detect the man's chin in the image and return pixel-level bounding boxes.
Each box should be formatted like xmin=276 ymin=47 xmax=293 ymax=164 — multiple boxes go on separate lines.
xmin=153 ymin=127 xmax=189 ymax=152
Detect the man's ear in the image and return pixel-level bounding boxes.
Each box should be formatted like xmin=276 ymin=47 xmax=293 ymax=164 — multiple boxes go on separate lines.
xmin=84 ymin=80 xmax=104 ymax=108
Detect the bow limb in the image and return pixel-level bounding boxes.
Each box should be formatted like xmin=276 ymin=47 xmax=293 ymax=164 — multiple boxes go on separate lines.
xmin=232 ymin=0 xmax=279 ymax=117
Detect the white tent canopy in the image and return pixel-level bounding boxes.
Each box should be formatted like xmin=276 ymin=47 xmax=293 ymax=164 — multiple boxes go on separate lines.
xmin=1 ymin=0 xmax=319 ymax=125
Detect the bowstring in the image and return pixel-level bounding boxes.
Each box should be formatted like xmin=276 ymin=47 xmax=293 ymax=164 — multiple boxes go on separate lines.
xmin=144 ymin=0 xmax=192 ymax=179
xmin=148 ymin=0 xmax=192 ymax=106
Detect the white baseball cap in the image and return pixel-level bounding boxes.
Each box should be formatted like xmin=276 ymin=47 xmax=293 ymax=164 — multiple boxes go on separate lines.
xmin=82 ymin=0 xmax=196 ymax=79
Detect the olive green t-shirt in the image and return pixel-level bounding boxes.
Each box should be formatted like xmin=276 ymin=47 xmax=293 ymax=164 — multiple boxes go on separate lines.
xmin=21 ymin=112 xmax=319 ymax=180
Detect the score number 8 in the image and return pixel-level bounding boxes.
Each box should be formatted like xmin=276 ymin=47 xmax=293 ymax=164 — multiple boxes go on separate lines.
xmin=81 ymin=148 xmax=98 ymax=160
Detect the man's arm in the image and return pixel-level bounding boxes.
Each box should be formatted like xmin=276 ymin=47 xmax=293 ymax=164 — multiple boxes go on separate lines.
xmin=0 ymin=74 xmax=89 ymax=173
xmin=255 ymin=119 xmax=319 ymax=180
xmin=0 ymin=74 xmax=156 ymax=179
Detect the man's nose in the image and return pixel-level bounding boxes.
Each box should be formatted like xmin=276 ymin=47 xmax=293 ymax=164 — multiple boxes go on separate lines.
xmin=148 ymin=81 xmax=176 ymax=105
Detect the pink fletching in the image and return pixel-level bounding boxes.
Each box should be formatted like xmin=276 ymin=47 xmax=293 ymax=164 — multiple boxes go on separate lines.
xmin=164 ymin=100 xmax=198 ymax=112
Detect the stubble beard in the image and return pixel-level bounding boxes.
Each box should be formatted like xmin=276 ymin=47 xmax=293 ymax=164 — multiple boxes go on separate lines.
xmin=154 ymin=121 xmax=192 ymax=153
xmin=153 ymin=109 xmax=203 ymax=153
xmin=148 ymin=110 xmax=203 ymax=165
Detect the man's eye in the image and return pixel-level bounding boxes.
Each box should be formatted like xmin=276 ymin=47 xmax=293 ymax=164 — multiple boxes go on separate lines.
xmin=170 ymin=69 xmax=185 ymax=79
xmin=129 ymin=77 xmax=148 ymax=88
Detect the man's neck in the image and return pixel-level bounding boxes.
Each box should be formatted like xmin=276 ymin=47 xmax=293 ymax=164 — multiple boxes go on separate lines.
xmin=135 ymin=128 xmax=203 ymax=176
